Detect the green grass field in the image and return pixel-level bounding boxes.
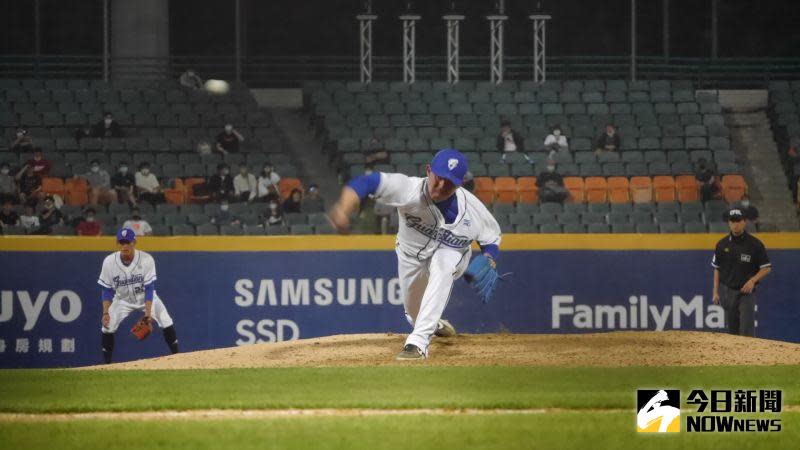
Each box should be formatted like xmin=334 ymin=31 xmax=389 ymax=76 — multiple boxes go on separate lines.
xmin=0 ymin=365 xmax=796 ymax=449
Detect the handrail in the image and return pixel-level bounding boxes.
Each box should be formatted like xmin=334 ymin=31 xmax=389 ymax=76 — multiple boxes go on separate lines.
xmin=1 ymin=55 xmax=799 ymax=88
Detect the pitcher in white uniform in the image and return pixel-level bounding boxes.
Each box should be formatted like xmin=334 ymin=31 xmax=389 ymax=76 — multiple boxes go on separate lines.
xmin=97 ymin=228 xmax=179 ymax=363
xmin=329 ymin=149 xmax=502 ymax=360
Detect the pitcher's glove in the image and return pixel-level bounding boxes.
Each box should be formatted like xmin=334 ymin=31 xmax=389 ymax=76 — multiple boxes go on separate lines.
xmin=463 ymin=255 xmax=505 ymax=304
xmin=131 ymin=316 xmax=152 ymax=340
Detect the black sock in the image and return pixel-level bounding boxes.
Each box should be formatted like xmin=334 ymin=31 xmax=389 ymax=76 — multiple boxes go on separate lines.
xmin=163 ymin=325 xmax=179 ymax=354
xmin=101 ymin=332 xmax=115 ymax=364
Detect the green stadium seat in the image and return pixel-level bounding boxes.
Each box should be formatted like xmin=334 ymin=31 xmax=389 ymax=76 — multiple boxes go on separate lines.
xmin=539 ymin=224 xmax=562 ymax=233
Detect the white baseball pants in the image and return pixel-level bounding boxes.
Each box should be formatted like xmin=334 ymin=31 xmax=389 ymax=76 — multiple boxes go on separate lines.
xmin=101 ymin=293 xmax=174 ymax=333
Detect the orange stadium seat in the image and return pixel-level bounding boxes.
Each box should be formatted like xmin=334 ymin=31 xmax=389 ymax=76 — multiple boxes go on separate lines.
xmin=630 ymin=176 xmax=653 ymax=203
xmin=279 ymin=178 xmax=304 ymax=199
xmin=563 ymin=177 xmax=585 ymax=203
xmin=42 ymin=177 xmax=66 ymax=198
xmin=494 ymin=177 xmax=518 ymax=204
xmin=473 ymin=177 xmax=495 ymax=204
xmin=164 ymin=178 xmax=186 ymax=204
xmin=183 ymin=177 xmax=207 ymax=203
xmin=584 ymin=177 xmax=608 ymax=203
xmin=653 ymin=176 xmax=676 ymax=202
xmin=64 ymin=177 xmax=88 ymax=205
xmin=675 ymin=175 xmax=699 ymax=202
xmin=721 ymin=175 xmax=747 ymax=203
xmin=607 ymin=177 xmax=630 ymax=203
xmin=517 ymin=177 xmax=538 ymax=203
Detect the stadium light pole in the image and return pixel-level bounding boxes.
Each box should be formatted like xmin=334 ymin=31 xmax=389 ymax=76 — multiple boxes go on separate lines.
xmin=235 ymin=0 xmax=241 ymax=82
xmin=357 ymin=1 xmax=377 ymax=84
xmin=529 ymin=14 xmax=551 ymax=83
xmin=103 ymin=0 xmax=109 ymax=82
xmin=443 ymin=12 xmax=465 ymax=85
xmin=399 ymin=7 xmax=421 ymax=84
xmin=487 ymin=0 xmax=508 ymax=85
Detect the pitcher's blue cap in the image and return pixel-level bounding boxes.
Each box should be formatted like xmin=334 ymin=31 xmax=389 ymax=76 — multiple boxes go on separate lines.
xmin=117 ymin=227 xmax=136 ymax=243
xmin=430 ymin=148 xmax=468 ymax=186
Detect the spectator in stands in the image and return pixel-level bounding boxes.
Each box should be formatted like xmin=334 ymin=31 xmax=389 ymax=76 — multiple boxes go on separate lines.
xmin=122 ymin=208 xmax=153 ymax=236
xmin=208 ymin=163 xmax=235 ymax=202
xmin=544 ymin=124 xmax=569 ymax=158
xmin=19 ymin=204 xmax=40 ymax=233
xmin=92 ymin=112 xmax=124 ymax=138
xmin=264 ymin=200 xmax=284 ymax=227
xmin=211 ymin=199 xmax=242 ymax=226
xmin=215 ymin=124 xmax=244 ymax=155
xmin=301 ymin=184 xmax=325 ymax=213
xmin=74 ymin=124 xmax=93 ymax=144
xmin=462 ymin=170 xmax=475 ymax=192
xmin=536 ymin=160 xmax=569 ymax=204
xmin=0 ymin=200 xmax=19 ymax=228
xmin=256 ymin=163 xmax=281 ymax=202
xmin=0 ymin=163 xmax=17 ymax=204
xmin=364 ymin=137 xmax=390 ymax=168
xmin=81 ymin=159 xmax=115 ymax=205
xmin=497 ymin=119 xmax=530 ymax=163
xmin=695 ymin=158 xmax=721 ymax=202
xmin=15 ymin=164 xmax=43 ymax=206
xmin=26 ymin=148 xmax=51 ymax=177
xmin=282 ymin=188 xmax=303 ymax=214
xmin=233 ymin=164 xmax=257 ymax=203
xmin=732 ymin=194 xmax=760 ymax=223
xmin=134 ymin=162 xmax=166 ymax=205
xmin=111 ymin=162 xmax=136 ymax=206
xmin=76 ymin=208 xmax=102 ymax=236
xmin=594 ymin=124 xmax=621 ymax=154
xmin=37 ymin=196 xmax=63 ymax=234
xmin=10 ymin=126 xmax=34 ymax=154
xmin=179 ymin=69 xmax=204 ymax=90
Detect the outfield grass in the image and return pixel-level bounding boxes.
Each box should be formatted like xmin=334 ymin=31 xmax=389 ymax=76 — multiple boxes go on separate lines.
xmin=0 ymin=413 xmax=796 ymax=450
xmin=0 ymin=365 xmax=797 ymax=413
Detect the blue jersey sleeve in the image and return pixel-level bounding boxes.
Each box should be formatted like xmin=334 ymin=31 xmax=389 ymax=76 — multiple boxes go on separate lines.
xmin=480 ymin=244 xmax=500 ymax=260
xmin=144 ymin=282 xmax=155 ymax=302
xmin=346 ymin=172 xmax=382 ymax=201
xmin=101 ymin=287 xmax=115 ymax=301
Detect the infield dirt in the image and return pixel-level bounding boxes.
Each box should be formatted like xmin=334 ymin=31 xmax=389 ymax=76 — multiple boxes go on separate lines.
xmin=85 ymin=331 xmax=800 ymax=370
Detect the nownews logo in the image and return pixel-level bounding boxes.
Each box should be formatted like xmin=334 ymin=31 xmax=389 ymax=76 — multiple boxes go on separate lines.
xmin=636 ymin=389 xmax=783 ymax=433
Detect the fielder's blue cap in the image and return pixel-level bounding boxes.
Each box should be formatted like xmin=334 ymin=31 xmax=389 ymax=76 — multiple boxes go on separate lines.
xmin=117 ymin=227 xmax=137 ymax=243
xmin=430 ymin=148 xmax=468 ymax=186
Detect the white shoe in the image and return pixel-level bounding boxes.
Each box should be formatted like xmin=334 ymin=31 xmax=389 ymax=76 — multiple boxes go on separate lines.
xmin=434 ymin=319 xmax=457 ymax=338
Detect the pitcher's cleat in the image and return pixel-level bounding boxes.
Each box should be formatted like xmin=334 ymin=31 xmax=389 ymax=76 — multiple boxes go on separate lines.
xmin=434 ymin=319 xmax=457 ymax=338
xmin=395 ymin=344 xmax=426 ymax=361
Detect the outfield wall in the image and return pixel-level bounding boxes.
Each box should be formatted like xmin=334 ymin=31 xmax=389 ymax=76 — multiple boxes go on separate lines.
xmin=1 ymin=234 xmax=799 ymax=368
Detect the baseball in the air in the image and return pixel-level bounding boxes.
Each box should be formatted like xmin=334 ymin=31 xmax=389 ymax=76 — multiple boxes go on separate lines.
xmin=204 ymin=79 xmax=230 ymax=94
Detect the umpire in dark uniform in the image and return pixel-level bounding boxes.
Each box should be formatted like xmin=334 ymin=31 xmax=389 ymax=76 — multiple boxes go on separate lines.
xmin=711 ymin=209 xmax=772 ymax=336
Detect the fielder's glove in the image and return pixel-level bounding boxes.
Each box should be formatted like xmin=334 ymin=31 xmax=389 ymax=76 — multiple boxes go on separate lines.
xmin=131 ymin=316 xmax=152 ymax=340
xmin=463 ymin=254 xmax=506 ymax=304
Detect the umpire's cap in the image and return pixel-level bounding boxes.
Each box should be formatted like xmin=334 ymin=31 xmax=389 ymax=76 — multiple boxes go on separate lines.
xmin=430 ymin=148 xmax=468 ymax=186
xmin=117 ymin=227 xmax=137 ymax=243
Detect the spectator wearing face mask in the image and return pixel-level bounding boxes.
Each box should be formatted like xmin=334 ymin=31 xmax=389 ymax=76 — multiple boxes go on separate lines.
xmin=215 ymin=124 xmax=244 ymax=155
xmin=211 ymin=199 xmax=242 ymax=226
xmin=695 ymin=158 xmax=721 ymax=203
xmin=122 ymin=207 xmax=153 ymax=236
xmin=25 ymin=148 xmax=51 ymax=177
xmin=92 ymin=112 xmax=124 ymax=138
xmin=19 ymin=204 xmax=40 ymax=232
xmin=15 ymin=164 xmax=43 ymax=206
xmin=81 ymin=159 xmax=115 ymax=205
xmin=74 ymin=125 xmax=93 ymax=144
xmin=111 ymin=162 xmax=136 ymax=206
xmin=301 ymin=184 xmax=325 ymax=213
xmin=10 ymin=126 xmax=34 ymax=154
xmin=135 ymin=162 xmax=166 ymax=205
xmin=0 ymin=163 xmax=16 ymax=204
xmin=497 ymin=119 xmax=530 ymax=164
xmin=544 ymin=125 xmax=569 ymax=158
xmin=536 ymin=160 xmax=569 ymax=204
xmin=264 ymin=200 xmax=284 ymax=227
xmin=256 ymin=163 xmax=281 ymax=202
xmin=594 ymin=124 xmax=621 ymax=154
xmin=208 ymin=163 xmax=235 ymax=202
xmin=282 ymin=189 xmax=303 ymax=214
xmin=76 ymin=208 xmax=102 ymax=236
xmin=0 ymin=200 xmax=19 ymax=228
xmin=37 ymin=196 xmax=63 ymax=234
xmin=180 ymin=69 xmax=204 ymax=90
xmin=233 ymin=164 xmax=257 ymax=203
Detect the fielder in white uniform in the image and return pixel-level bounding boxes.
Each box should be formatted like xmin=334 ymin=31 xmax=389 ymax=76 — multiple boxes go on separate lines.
xmin=329 ymin=149 xmax=502 ymax=360
xmin=97 ymin=228 xmax=179 ymax=363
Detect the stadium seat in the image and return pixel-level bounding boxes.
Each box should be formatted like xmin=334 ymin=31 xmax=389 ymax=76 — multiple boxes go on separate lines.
xmin=584 ymin=177 xmax=608 ymax=203
xmin=675 ymin=175 xmax=699 ymax=202
xmin=279 ymin=178 xmax=304 ymax=199
xmin=517 ymin=177 xmax=538 ymax=203
xmin=494 ymin=177 xmax=518 ymax=204
xmin=652 ymin=176 xmax=676 ymax=202
xmin=563 ymin=177 xmax=585 ymax=203
xmin=41 ymin=177 xmax=66 ymax=198
xmin=473 ymin=177 xmax=495 ymax=204
xmin=607 ymin=177 xmax=630 ymax=203
xmin=721 ymin=175 xmax=747 ymax=203
xmin=64 ymin=177 xmax=89 ymax=205
xmin=629 ymin=176 xmax=653 ymax=203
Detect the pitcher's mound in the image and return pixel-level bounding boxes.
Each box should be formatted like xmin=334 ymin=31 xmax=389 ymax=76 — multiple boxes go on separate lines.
xmin=87 ymin=331 xmax=800 ymax=370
